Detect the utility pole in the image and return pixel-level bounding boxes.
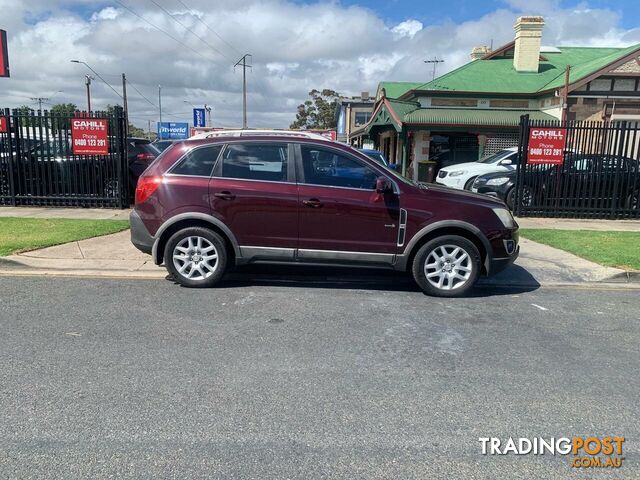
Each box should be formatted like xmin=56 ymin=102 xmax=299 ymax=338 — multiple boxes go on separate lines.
xmin=85 ymin=74 xmax=94 ymax=112
xmin=122 ymin=73 xmax=129 ymax=137
xmin=424 ymin=58 xmax=445 ymax=81
xmin=158 ymin=85 xmax=162 ymax=127
xmin=30 ymin=97 xmax=50 ymax=111
xmin=148 ymin=120 xmax=152 ymax=140
xmin=204 ymin=104 xmax=212 ymax=127
xmin=234 ymin=54 xmax=252 ymax=129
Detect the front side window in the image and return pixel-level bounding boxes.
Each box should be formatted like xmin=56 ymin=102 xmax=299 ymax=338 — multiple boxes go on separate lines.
xmin=301 ymin=146 xmax=379 ymax=190
xmin=220 ymin=143 xmax=288 ymax=182
xmin=171 ymin=145 xmax=222 ymax=176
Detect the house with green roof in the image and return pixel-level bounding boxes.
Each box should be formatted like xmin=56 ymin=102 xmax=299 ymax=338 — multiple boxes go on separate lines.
xmin=360 ymin=16 xmax=640 ymax=181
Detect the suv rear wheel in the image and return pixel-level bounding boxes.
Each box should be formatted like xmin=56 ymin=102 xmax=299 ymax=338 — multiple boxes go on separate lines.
xmin=164 ymin=227 xmax=228 ymax=288
xmin=412 ymin=235 xmax=481 ymax=297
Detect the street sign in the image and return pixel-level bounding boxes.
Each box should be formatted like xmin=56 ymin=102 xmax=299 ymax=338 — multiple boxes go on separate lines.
xmin=527 ymin=127 xmax=567 ymax=165
xmin=158 ymin=122 xmax=189 ymax=140
xmin=0 ymin=30 xmax=9 ymax=78
xmin=71 ymin=118 xmax=109 ymax=155
xmin=193 ymin=108 xmax=206 ymax=127
xmin=0 ymin=116 xmax=7 ymax=133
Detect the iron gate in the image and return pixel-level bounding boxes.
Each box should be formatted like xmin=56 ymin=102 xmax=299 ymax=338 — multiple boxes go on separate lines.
xmin=515 ymin=116 xmax=640 ymax=219
xmin=0 ymin=107 xmax=129 ymax=208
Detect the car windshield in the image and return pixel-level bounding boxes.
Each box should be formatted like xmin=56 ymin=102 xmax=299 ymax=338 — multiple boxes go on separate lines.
xmin=477 ymin=149 xmax=514 ymax=164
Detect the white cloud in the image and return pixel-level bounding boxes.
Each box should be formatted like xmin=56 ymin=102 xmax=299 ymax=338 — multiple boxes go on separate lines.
xmin=0 ymin=0 xmax=638 ymax=129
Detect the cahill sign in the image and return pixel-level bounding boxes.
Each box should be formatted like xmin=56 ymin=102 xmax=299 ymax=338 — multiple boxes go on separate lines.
xmin=527 ymin=127 xmax=567 ymax=165
xmin=71 ymin=118 xmax=109 ymax=155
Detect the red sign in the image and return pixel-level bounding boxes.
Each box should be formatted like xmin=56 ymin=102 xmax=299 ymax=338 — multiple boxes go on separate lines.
xmin=71 ymin=118 xmax=109 ymax=155
xmin=0 ymin=30 xmax=9 ymax=78
xmin=309 ymin=130 xmax=337 ymax=141
xmin=527 ymin=127 xmax=567 ymax=165
xmin=0 ymin=116 xmax=7 ymax=133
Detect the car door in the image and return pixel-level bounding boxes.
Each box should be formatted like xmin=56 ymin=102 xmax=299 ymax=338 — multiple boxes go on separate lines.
xmin=209 ymin=141 xmax=298 ymax=258
xmin=296 ymin=143 xmax=399 ymax=264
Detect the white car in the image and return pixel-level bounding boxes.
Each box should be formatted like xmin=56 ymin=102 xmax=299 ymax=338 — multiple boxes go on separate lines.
xmin=435 ymin=147 xmax=518 ymax=190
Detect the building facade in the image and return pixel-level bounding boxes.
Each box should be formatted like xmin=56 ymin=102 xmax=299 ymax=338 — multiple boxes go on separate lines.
xmin=365 ymin=16 xmax=640 ymax=180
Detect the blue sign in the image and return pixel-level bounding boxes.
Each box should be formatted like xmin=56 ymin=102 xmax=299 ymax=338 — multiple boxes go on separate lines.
xmin=157 ymin=122 xmax=189 ymax=140
xmin=193 ymin=108 xmax=206 ymax=127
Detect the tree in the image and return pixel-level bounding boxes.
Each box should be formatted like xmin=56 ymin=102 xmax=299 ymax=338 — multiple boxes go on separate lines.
xmin=290 ymin=89 xmax=340 ymax=130
xmin=15 ymin=105 xmax=35 ymax=127
xmin=49 ymin=103 xmax=78 ymax=131
xmin=105 ymin=104 xmax=146 ymax=138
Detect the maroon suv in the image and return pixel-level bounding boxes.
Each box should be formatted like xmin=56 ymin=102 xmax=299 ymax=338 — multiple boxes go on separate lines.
xmin=130 ymin=136 xmax=519 ymax=297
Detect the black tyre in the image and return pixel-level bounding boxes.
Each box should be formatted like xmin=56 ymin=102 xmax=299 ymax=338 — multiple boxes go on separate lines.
xmin=164 ymin=227 xmax=228 ymax=288
xmin=464 ymin=176 xmax=478 ymax=190
xmin=505 ymin=187 xmax=515 ymax=210
xmin=626 ymin=189 xmax=639 ymax=210
xmin=412 ymin=235 xmax=481 ymax=297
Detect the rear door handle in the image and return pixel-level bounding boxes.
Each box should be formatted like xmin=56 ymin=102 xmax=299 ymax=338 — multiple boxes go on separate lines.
xmin=302 ymin=198 xmax=323 ymax=208
xmin=213 ymin=191 xmax=235 ymax=200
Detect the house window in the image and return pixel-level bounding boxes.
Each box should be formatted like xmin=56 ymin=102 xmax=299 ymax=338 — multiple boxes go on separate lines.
xmin=589 ymin=79 xmax=612 ymax=91
xmin=354 ymin=112 xmax=372 ymax=126
xmin=613 ymin=78 xmax=636 ymax=91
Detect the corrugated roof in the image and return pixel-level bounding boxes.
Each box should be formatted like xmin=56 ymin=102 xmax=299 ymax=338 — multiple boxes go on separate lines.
xmin=413 ymin=44 xmax=640 ymax=95
xmin=403 ymin=108 xmax=557 ymax=126
xmin=378 ymin=82 xmax=424 ymax=99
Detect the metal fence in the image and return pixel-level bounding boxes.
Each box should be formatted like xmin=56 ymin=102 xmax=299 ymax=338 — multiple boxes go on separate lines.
xmin=0 ymin=108 xmax=129 ymax=208
xmin=515 ymin=116 xmax=640 ymax=219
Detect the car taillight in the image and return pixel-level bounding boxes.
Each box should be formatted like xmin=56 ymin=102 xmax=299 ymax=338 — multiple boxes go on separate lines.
xmin=137 ymin=152 xmax=156 ymax=162
xmin=135 ymin=176 xmax=162 ymax=204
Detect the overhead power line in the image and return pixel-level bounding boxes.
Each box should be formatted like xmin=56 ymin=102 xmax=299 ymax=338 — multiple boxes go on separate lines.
xmin=112 ymin=0 xmax=212 ymax=61
xmin=147 ymin=0 xmax=232 ymax=62
xmin=174 ymin=0 xmax=241 ymax=56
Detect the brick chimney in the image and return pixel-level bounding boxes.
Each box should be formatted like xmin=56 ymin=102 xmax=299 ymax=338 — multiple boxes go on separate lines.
xmin=470 ymin=46 xmax=491 ymax=61
xmin=513 ymin=16 xmax=544 ymax=73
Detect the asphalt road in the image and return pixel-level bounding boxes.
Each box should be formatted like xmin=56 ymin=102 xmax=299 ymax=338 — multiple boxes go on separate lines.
xmin=0 ymin=272 xmax=638 ymax=479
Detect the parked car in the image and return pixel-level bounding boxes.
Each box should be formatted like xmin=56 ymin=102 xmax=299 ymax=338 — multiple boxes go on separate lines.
xmin=435 ymin=147 xmax=518 ymax=190
xmin=359 ymin=148 xmax=397 ymax=170
xmin=153 ymin=139 xmax=177 ymax=153
xmin=472 ymin=155 xmax=640 ymax=211
xmin=130 ymin=135 xmax=519 ymax=297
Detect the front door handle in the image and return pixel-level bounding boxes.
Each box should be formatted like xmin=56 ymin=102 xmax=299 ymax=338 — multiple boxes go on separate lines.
xmin=302 ymin=198 xmax=323 ymax=208
xmin=213 ymin=191 xmax=235 ymax=200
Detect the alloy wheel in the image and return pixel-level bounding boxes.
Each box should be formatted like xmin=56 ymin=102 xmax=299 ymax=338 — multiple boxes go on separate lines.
xmin=424 ymin=244 xmax=473 ymax=291
xmin=172 ymin=236 xmax=219 ymax=280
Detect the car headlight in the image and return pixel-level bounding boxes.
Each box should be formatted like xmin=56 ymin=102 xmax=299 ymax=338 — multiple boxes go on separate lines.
xmin=449 ymin=170 xmax=466 ymax=177
xmin=486 ymin=177 xmax=510 ymax=186
xmin=492 ymin=207 xmax=515 ymax=228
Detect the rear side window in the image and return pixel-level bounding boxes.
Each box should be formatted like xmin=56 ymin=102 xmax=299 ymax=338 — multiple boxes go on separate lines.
xmin=301 ymin=145 xmax=379 ymax=190
xmin=171 ymin=145 xmax=222 ymax=177
xmin=219 ymin=143 xmax=288 ymax=182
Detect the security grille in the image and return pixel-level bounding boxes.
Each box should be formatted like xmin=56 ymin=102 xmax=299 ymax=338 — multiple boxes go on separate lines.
xmin=484 ymin=133 xmax=519 ymax=157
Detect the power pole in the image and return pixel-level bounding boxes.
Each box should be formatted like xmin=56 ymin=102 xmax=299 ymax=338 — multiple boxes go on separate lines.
xmin=234 ymin=54 xmax=252 ymax=129
xmin=204 ymin=104 xmax=212 ymax=127
xmin=424 ymin=58 xmax=445 ymax=81
xmin=158 ymin=85 xmax=162 ymax=127
xmin=30 ymin=97 xmax=50 ymax=111
xmin=122 ymin=73 xmax=129 ymax=137
xmin=148 ymin=120 xmax=152 ymax=140
xmin=85 ymin=74 xmax=94 ymax=112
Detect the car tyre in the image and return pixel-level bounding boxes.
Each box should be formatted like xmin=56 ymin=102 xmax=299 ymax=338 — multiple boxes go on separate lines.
xmin=505 ymin=187 xmax=515 ymax=210
xmin=464 ymin=176 xmax=478 ymax=190
xmin=626 ymin=189 xmax=639 ymax=210
xmin=164 ymin=227 xmax=228 ymax=288
xmin=412 ymin=235 xmax=481 ymax=297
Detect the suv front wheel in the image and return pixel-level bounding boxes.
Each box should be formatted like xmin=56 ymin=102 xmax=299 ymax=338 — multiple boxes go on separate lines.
xmin=412 ymin=235 xmax=481 ymax=297
xmin=164 ymin=227 xmax=228 ymax=288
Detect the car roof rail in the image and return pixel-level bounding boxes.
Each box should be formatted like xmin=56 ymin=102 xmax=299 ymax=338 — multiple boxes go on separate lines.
xmin=189 ymin=129 xmax=332 ymax=141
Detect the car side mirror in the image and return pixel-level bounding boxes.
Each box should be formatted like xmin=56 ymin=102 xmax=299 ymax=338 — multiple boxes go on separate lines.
xmin=376 ymin=176 xmax=392 ymax=194
xmin=500 ymin=159 xmax=513 ymax=166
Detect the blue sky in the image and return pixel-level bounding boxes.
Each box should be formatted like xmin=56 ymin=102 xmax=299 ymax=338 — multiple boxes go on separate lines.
xmin=335 ymin=0 xmax=637 ymax=29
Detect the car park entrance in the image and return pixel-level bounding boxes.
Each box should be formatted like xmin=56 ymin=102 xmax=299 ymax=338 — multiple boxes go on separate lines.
xmin=0 ymin=107 xmax=129 ymax=208
xmin=514 ymin=115 xmax=640 ymax=219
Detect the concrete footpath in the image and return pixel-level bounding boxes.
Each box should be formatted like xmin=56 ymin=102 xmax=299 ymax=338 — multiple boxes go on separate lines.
xmin=0 ymin=229 xmax=637 ymax=288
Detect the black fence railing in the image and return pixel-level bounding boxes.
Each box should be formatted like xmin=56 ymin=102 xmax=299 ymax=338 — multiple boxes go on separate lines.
xmin=0 ymin=108 xmax=129 ymax=208
xmin=515 ymin=116 xmax=640 ymax=219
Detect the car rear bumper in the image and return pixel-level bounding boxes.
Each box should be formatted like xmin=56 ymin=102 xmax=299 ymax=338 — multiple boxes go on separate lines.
xmin=130 ymin=209 xmax=154 ymax=255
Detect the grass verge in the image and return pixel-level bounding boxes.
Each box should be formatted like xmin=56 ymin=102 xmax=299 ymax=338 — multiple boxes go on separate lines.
xmin=520 ymin=228 xmax=640 ymax=271
xmin=0 ymin=218 xmax=130 ymax=256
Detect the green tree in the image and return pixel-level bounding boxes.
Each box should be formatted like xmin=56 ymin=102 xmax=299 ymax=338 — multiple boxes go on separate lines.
xmin=290 ymin=89 xmax=340 ymax=130
xmin=15 ymin=105 xmax=35 ymax=127
xmin=105 ymin=104 xmax=146 ymax=138
xmin=49 ymin=103 xmax=78 ymax=131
